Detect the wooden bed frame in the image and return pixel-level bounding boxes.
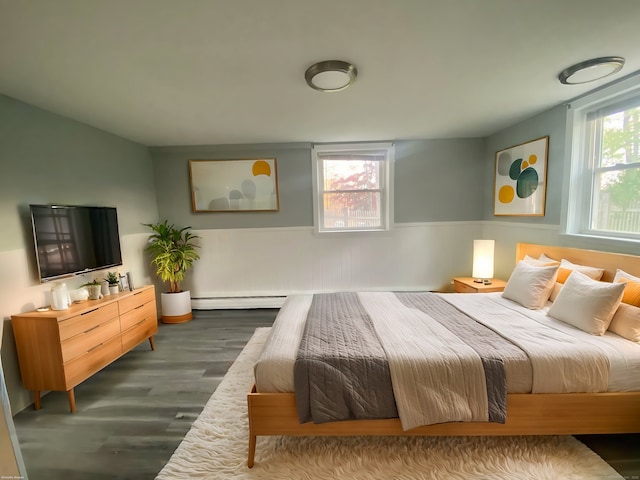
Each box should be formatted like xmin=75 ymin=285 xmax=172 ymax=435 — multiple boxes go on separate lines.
xmin=246 ymin=243 xmax=640 ymax=467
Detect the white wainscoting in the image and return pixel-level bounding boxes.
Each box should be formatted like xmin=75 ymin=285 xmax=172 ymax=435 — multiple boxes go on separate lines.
xmin=188 ymin=222 xmax=484 ymax=309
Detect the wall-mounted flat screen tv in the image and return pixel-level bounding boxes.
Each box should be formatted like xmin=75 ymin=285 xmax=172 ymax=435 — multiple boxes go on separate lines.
xmin=30 ymin=204 xmax=123 ymax=282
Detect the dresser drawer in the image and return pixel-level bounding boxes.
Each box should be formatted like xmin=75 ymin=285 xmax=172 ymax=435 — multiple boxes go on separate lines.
xmin=118 ymin=287 xmax=155 ymax=315
xmin=60 ymin=316 xmax=121 ymax=363
xmin=58 ymin=303 xmax=119 ymax=342
xmin=121 ymin=315 xmax=158 ymax=353
xmin=63 ymin=336 xmax=123 ymax=388
xmin=120 ymin=301 xmax=156 ymax=331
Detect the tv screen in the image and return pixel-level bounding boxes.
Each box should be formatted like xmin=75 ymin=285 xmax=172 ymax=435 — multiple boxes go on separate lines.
xmin=30 ymin=204 xmax=123 ymax=282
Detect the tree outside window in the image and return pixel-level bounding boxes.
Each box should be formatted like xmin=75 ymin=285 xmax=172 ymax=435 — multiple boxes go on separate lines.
xmin=592 ymin=105 xmax=640 ymax=234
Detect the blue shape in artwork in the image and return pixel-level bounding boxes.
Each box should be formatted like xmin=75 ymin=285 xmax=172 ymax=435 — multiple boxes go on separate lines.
xmin=509 ymin=158 xmax=522 ymax=180
xmin=516 ymin=167 xmax=539 ymax=198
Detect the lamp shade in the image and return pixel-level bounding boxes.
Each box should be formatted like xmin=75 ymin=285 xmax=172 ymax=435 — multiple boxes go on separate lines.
xmin=472 ymin=239 xmax=495 ymax=280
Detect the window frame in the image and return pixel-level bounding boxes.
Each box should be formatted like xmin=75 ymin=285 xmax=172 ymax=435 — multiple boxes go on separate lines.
xmin=312 ymin=142 xmax=394 ymax=234
xmin=563 ymin=73 xmax=640 ymax=244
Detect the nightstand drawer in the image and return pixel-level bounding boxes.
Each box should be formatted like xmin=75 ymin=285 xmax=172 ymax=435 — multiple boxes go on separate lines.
xmin=454 ymin=280 xmax=480 ymax=293
xmin=453 ymin=277 xmax=506 ymax=293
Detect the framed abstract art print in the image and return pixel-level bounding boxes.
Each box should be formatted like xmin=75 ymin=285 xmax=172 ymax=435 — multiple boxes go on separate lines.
xmin=494 ymin=136 xmax=549 ymax=216
xmin=189 ymin=158 xmax=279 ymax=212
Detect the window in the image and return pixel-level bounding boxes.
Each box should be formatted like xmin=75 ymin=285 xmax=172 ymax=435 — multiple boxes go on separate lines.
xmin=312 ymin=143 xmax=393 ymax=233
xmin=565 ymin=75 xmax=640 ymax=242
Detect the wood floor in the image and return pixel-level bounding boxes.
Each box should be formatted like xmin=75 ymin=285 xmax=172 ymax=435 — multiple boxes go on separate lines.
xmin=11 ymin=308 xmax=640 ymax=479
xmin=12 ymin=309 xmax=277 ymax=480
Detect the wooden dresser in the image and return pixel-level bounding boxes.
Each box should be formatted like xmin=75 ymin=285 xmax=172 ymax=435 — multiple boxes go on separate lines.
xmin=11 ymin=285 xmax=157 ymax=412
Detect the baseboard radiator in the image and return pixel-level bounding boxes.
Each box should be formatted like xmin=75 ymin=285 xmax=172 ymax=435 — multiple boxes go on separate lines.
xmin=191 ymin=296 xmax=287 ymax=310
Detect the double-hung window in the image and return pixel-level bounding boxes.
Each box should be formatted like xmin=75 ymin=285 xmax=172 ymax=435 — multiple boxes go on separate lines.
xmin=312 ymin=143 xmax=393 ymax=233
xmin=566 ymin=75 xmax=640 ymax=242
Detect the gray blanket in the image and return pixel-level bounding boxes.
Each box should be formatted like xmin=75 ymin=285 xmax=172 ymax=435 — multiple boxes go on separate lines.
xmin=294 ymin=292 xmax=514 ymax=426
xmin=294 ymin=292 xmax=398 ymax=423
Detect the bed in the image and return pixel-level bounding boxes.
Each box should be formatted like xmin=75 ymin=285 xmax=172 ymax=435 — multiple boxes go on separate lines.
xmin=247 ymin=243 xmax=640 ymax=467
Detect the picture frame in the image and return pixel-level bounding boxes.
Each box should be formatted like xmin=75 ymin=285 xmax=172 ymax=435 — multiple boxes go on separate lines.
xmin=494 ymin=136 xmax=549 ymax=216
xmin=189 ymin=158 xmax=279 ymax=212
xmin=119 ymin=273 xmax=129 ymax=292
xmin=126 ymin=271 xmax=135 ymax=291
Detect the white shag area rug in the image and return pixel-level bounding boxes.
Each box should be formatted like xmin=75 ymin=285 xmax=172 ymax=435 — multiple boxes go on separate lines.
xmin=156 ymin=327 xmax=622 ymax=480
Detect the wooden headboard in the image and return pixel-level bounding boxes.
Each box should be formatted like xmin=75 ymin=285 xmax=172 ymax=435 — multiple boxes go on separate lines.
xmin=516 ymin=243 xmax=640 ymax=282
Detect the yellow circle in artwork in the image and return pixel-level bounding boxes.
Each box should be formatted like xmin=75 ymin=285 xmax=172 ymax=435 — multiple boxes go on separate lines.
xmin=528 ymin=154 xmax=537 ymax=165
xmin=499 ymin=185 xmax=515 ymax=204
xmin=252 ymin=160 xmax=271 ymax=177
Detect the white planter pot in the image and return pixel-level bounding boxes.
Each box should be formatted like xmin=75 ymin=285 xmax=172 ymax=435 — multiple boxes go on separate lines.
xmin=109 ymin=285 xmax=120 ymax=295
xmin=160 ymin=290 xmax=193 ymax=324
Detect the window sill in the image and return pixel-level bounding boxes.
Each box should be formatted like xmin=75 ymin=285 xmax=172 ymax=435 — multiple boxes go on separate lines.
xmin=560 ymin=232 xmax=640 ymax=250
xmin=314 ymin=226 xmax=393 ymax=237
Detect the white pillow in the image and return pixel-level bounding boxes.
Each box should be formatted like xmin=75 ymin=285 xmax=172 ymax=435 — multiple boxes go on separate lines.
xmin=547 ymin=271 xmax=625 ymax=335
xmin=523 ymin=254 xmax=540 ymax=265
xmin=613 ymin=268 xmax=640 ymax=284
xmin=523 ymin=255 xmax=559 ymax=267
xmin=558 ymin=259 xmax=605 ymax=281
xmin=521 ymin=255 xmax=561 ymax=301
xmin=502 ymin=261 xmax=559 ymax=309
xmin=608 ymin=303 xmax=640 ymax=342
xmin=539 ymin=253 xmax=559 ymax=263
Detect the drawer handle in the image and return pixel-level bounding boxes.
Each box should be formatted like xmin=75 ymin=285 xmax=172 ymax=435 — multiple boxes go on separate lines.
xmin=83 ymin=325 xmax=100 ymax=334
xmin=134 ymin=304 xmax=144 ymax=310
xmin=81 ymin=308 xmax=99 ymax=316
xmin=133 ymin=319 xmax=146 ymax=327
xmin=87 ymin=342 xmax=104 ymax=353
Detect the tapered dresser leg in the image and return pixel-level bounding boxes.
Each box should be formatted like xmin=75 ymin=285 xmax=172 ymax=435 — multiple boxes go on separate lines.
xmin=148 ymin=336 xmax=156 ymax=351
xmin=67 ymin=389 xmax=76 ymax=413
xmin=33 ymin=391 xmax=40 ymax=410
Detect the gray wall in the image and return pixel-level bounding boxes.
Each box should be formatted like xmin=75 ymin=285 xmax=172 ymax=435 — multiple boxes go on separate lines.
xmin=1 ymin=94 xmax=159 ymax=245
xmin=150 ymin=139 xmax=487 ymax=226
xmin=394 ymin=139 xmax=486 ymax=222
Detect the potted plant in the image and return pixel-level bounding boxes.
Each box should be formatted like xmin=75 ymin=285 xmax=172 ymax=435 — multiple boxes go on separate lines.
xmin=83 ymin=279 xmax=103 ymax=300
xmin=144 ymin=220 xmax=200 ymax=323
xmin=104 ymin=271 xmax=120 ymax=295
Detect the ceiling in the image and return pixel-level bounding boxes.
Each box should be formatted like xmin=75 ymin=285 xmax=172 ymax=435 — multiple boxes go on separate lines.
xmin=1 ymin=0 xmax=639 ymax=147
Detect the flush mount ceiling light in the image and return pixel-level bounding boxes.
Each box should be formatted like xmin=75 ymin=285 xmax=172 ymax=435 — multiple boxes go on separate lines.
xmin=305 ymin=60 xmax=358 ymax=92
xmin=558 ymin=56 xmax=625 ymax=85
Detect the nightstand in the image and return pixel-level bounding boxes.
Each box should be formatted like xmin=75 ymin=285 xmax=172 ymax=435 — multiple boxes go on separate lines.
xmin=453 ymin=277 xmax=506 ymax=293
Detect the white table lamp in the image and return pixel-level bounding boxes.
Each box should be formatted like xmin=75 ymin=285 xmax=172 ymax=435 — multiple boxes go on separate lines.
xmin=472 ymin=239 xmax=495 ymax=284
